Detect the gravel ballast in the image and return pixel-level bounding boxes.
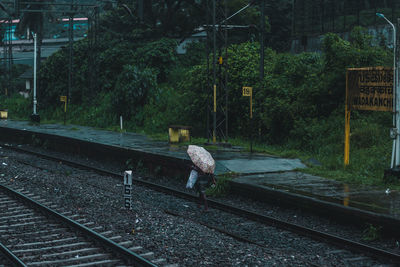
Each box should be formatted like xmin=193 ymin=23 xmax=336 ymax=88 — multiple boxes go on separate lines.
xmin=0 ymin=144 xmax=396 ymax=266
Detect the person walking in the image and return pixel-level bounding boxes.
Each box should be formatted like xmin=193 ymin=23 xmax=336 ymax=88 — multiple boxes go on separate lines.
xmin=190 ymin=165 xmax=215 ymax=211
xmin=186 ymin=145 xmax=216 ymax=211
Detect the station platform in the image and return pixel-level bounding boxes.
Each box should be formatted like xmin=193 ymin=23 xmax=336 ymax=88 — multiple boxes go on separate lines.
xmin=0 ymin=119 xmax=399 ymax=231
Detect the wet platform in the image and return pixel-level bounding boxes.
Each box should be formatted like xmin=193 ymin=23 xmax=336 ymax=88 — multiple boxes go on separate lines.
xmin=0 ymin=120 xmax=399 ymax=229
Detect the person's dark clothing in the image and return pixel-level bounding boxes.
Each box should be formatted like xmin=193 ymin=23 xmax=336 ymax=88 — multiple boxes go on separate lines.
xmin=190 ymin=165 xmax=215 ymax=211
xmin=195 ymin=173 xmax=214 ymax=194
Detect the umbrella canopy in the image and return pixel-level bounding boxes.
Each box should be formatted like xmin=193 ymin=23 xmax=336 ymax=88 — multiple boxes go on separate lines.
xmin=187 ymin=145 xmax=215 ymax=174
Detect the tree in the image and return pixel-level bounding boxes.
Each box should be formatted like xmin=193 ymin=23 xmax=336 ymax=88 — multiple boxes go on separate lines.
xmin=99 ymin=0 xmax=206 ymax=42
xmin=265 ymin=0 xmax=294 ymax=51
xmin=113 ymin=65 xmax=157 ymax=124
xmin=16 ymin=0 xmax=54 ymax=69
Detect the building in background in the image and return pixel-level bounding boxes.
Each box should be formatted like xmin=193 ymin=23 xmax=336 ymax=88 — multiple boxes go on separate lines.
xmin=291 ymin=0 xmax=400 ymax=52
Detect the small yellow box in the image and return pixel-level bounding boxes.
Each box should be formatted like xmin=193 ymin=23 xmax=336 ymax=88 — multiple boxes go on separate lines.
xmin=0 ymin=110 xmax=8 ymax=119
xmin=168 ymin=125 xmax=191 ymax=143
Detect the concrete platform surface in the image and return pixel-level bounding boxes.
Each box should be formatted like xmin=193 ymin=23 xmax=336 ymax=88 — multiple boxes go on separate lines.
xmin=0 ymin=120 xmax=399 ymax=221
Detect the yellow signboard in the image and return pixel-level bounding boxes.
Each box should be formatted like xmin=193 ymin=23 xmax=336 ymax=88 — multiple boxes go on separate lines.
xmin=344 ymin=67 xmax=393 ymax=166
xmin=242 ymin=87 xmax=253 ymax=118
xmin=346 ymin=67 xmax=393 ymax=112
xmin=242 ymin=86 xmax=252 ymax=96
xmin=60 ymin=96 xmax=67 ymax=112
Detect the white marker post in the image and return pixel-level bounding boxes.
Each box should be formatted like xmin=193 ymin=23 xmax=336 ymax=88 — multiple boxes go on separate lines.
xmin=123 ymin=171 xmax=133 ymax=210
xmin=33 ymin=33 xmax=37 ymax=115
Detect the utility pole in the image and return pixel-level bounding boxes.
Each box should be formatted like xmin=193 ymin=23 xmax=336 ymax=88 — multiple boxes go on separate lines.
xmin=260 ymin=0 xmax=265 ymax=80
xmin=30 ymin=33 xmax=40 ymax=123
xmin=14 ymin=0 xmax=19 ymax=17
xmin=252 ymin=0 xmax=265 ymax=153
xmin=206 ymin=0 xmax=211 ymax=143
xmin=381 ymin=16 xmax=400 ymax=180
xmin=33 ymin=33 xmax=37 ymax=115
xmin=0 ymin=3 xmax=14 ymax=97
xmin=138 ymin=0 xmax=143 ymax=23
xmin=212 ymin=0 xmax=217 ymax=144
xmin=224 ymin=1 xmax=228 ymax=143
xmin=7 ymin=17 xmax=12 ymax=96
xmin=396 ymin=18 xmax=400 ymax=168
xmin=67 ymin=0 xmax=74 ymax=125
xmin=206 ymin=0 xmax=255 ymax=145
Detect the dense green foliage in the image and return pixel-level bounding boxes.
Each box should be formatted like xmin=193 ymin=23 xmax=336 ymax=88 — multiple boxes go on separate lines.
xmin=174 ymin=27 xmax=391 ymax=144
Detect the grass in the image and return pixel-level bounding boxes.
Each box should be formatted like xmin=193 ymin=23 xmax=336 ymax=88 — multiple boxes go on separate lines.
xmin=206 ymin=172 xmax=238 ymax=197
xmin=95 ymin=123 xmax=400 ymax=190
xmin=362 ymin=224 xmax=382 ymax=242
xmin=145 ymin=131 xmax=397 ymax=191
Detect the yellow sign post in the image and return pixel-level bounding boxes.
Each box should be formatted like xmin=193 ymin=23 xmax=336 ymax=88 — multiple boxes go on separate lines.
xmin=243 ymin=86 xmax=254 ymax=152
xmin=344 ymin=67 xmax=393 ymax=165
xmin=60 ymin=95 xmax=67 ymax=112
xmin=242 ymin=86 xmax=253 ymax=118
xmin=60 ymin=95 xmax=68 ymax=125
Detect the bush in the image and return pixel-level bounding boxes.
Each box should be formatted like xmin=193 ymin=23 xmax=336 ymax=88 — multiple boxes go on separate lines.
xmin=0 ymin=94 xmax=31 ymax=119
xmin=143 ymin=85 xmax=184 ymax=133
xmin=135 ymin=38 xmax=178 ymax=82
xmin=112 ymin=65 xmax=157 ymax=126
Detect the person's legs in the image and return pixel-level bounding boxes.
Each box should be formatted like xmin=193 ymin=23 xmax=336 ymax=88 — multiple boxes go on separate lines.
xmin=203 ymin=193 xmax=208 ymax=211
xmin=197 ymin=191 xmax=202 ymax=208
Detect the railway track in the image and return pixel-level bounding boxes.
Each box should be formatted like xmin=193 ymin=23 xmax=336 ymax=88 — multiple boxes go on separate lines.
xmin=0 ymin=182 xmax=160 ymax=267
xmin=2 ymin=143 xmax=400 ymax=265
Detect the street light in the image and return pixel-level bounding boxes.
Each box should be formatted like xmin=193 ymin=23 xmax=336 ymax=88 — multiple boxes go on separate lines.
xmin=376 ymin=12 xmax=398 ymax=168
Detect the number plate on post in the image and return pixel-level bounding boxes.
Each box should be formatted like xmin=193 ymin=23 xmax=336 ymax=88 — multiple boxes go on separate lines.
xmin=242 ymin=87 xmax=252 ymax=96
xmin=123 ymin=171 xmax=133 ymax=210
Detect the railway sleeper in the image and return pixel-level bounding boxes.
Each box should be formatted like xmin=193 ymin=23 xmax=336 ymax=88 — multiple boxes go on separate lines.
xmin=27 ymin=253 xmax=118 ymax=266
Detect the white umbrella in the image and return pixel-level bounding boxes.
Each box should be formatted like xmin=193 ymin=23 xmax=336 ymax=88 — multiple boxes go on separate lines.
xmin=187 ymin=145 xmax=215 ymax=174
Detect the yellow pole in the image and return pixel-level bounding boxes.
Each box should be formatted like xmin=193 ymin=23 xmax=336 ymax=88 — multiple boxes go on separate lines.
xmin=250 ymin=90 xmax=253 ymax=152
xmin=344 ymin=109 xmax=351 ymax=166
xmin=344 ymin=71 xmax=350 ymax=166
xmin=250 ymin=92 xmax=253 ymax=119
xmin=343 ymin=184 xmax=349 ymax=206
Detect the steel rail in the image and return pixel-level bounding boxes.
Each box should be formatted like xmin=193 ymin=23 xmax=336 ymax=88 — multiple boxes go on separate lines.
xmin=20 ymin=2 xmax=97 ymax=7
xmin=3 ymin=144 xmax=400 ymax=264
xmin=0 ymin=182 xmax=157 ymax=267
xmin=0 ymin=242 xmax=27 ymax=267
xmin=19 ymin=9 xmax=92 ymax=13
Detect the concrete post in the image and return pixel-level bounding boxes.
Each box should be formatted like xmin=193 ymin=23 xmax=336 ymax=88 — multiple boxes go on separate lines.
xmin=396 ymin=18 xmax=400 ymax=167
xmin=33 ymin=33 xmax=37 ymax=115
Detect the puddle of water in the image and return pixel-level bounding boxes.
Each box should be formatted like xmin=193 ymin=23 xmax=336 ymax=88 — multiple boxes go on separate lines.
xmin=261 ymin=181 xmax=400 ymax=216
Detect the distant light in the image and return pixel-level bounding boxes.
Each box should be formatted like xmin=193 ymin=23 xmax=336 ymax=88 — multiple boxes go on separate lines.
xmin=376 ymin=13 xmax=385 ymax=18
